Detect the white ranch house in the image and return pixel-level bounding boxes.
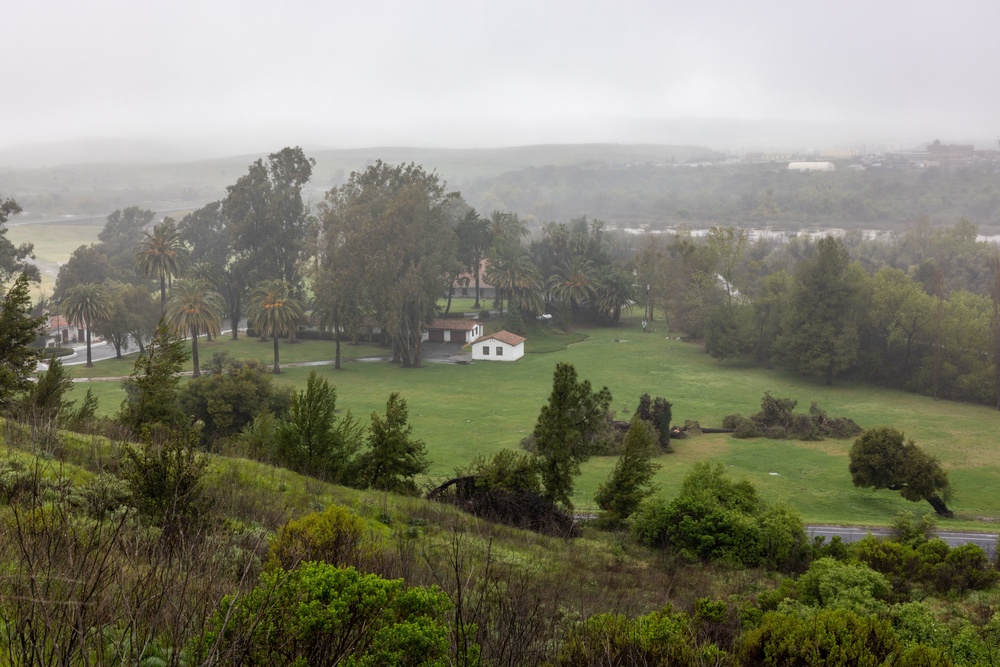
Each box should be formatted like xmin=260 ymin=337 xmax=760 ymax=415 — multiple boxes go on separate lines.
xmin=471 ymin=330 xmax=526 ymax=361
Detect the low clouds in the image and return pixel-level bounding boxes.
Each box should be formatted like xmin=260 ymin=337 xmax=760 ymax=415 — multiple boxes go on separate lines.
xmin=4 ymin=0 xmax=998 ymax=157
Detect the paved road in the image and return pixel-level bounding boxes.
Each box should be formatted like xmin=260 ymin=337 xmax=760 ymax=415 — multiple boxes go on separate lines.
xmin=807 ymin=525 xmax=997 ymax=557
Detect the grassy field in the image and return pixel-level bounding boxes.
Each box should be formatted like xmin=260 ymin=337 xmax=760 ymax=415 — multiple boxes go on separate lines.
xmin=65 ymin=314 xmax=1000 ymax=529
xmin=8 ymin=219 xmax=105 ymax=296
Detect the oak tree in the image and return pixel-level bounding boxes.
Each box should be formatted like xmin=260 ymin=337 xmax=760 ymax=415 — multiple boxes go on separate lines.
xmin=849 ymin=426 xmax=953 ymax=517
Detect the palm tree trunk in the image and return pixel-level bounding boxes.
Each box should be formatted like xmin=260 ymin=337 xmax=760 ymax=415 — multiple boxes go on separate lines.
xmin=474 ymin=260 xmax=482 ymax=309
xmin=272 ymin=334 xmax=280 ymax=374
xmin=85 ymin=326 xmax=93 ymax=368
xmin=159 ymin=275 xmax=167 ymax=310
xmin=190 ymin=323 xmax=200 ymax=377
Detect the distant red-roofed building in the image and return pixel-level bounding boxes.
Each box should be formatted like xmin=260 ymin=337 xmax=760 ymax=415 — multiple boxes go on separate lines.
xmin=471 ymin=330 xmax=526 ymax=361
xmin=47 ymin=315 xmax=84 ymax=345
xmin=422 ymin=319 xmax=483 ymax=344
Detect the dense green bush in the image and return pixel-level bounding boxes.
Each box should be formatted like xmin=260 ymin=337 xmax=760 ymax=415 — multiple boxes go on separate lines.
xmin=267 ymin=504 xmax=373 ymax=570
xmin=191 ymin=563 xmax=454 ymax=666
xmin=179 ymin=354 xmax=293 ymax=445
xmin=738 ymin=609 xmax=903 ymax=666
xmin=631 ymin=462 xmax=809 ymax=571
xmin=724 ymin=392 xmax=862 ymax=441
xmin=556 ymin=607 xmax=726 ymax=667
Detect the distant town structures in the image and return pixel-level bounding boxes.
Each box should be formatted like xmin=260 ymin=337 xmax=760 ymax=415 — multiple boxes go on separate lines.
xmin=471 ymin=330 xmax=526 ymax=361
xmin=788 ymin=161 xmax=835 ymax=172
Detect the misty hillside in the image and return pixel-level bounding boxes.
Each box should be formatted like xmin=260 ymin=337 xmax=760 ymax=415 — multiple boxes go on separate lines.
xmin=3 ymin=141 xmax=1000 ymax=231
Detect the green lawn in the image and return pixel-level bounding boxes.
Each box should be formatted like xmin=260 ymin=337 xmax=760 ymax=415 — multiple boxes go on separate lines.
xmin=67 ymin=314 xmax=1000 ymax=528
xmin=8 ymin=220 xmax=105 ymax=296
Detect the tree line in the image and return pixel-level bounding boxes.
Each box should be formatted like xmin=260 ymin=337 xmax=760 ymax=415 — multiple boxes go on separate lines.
xmin=631 ymin=220 xmax=1000 ymax=407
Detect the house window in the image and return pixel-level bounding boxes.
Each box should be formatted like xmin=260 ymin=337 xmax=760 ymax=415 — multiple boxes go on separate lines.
xmin=482 ymin=346 xmax=490 ymax=355
xmin=496 ymin=346 xmax=503 ymax=356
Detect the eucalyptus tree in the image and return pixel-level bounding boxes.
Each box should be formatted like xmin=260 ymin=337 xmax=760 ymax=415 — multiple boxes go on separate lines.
xmin=317 ymin=161 xmax=458 ymax=368
xmin=166 ymin=280 xmax=225 ymax=377
xmin=246 ymin=279 xmax=303 ymax=373
xmin=62 ymin=283 xmax=112 ymax=368
xmin=223 ymin=147 xmax=315 ymax=286
xmin=135 ymin=219 xmax=190 ymax=309
xmin=178 ymin=201 xmax=249 ymax=340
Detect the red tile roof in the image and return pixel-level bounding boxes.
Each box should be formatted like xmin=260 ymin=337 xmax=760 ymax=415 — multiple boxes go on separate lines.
xmin=426 ymin=319 xmax=480 ymax=331
xmin=472 ymin=330 xmax=526 ymax=346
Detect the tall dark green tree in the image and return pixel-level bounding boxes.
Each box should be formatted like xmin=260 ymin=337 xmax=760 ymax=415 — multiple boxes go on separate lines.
xmin=318 ymin=161 xmax=458 ymax=367
xmin=456 ymin=208 xmax=492 ymax=309
xmin=223 ymin=147 xmax=315 ymax=285
xmin=178 ymin=201 xmax=249 ymax=341
xmin=357 ymin=392 xmax=429 ymax=494
xmin=777 ymin=235 xmax=862 ymax=385
xmin=0 ymin=273 xmax=45 ymax=409
xmin=532 ymin=363 xmax=612 ymax=508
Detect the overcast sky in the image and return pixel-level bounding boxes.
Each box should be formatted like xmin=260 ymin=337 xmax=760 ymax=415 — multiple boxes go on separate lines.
xmin=5 ymin=1 xmax=999 ymax=158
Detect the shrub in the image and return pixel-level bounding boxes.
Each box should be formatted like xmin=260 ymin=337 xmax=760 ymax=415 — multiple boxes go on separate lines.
xmin=632 ymin=463 xmax=808 ymax=572
xmin=738 ymin=609 xmax=901 ymax=667
xmin=556 ymin=607 xmax=719 ymax=667
xmin=268 ymin=504 xmax=372 ymax=570
xmin=795 ymin=557 xmax=892 ymax=613
xmin=191 ymin=563 xmax=454 ymax=666
xmin=727 ymin=393 xmax=862 ymax=441
xmin=122 ymin=427 xmax=209 ymax=542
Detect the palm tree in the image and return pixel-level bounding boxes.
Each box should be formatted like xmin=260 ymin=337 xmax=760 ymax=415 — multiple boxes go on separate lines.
xmin=62 ymin=283 xmax=112 ymax=368
xmin=456 ymin=210 xmax=493 ymax=309
xmin=135 ymin=219 xmax=190 ymax=309
xmin=165 ymin=280 xmax=224 ymax=377
xmin=487 ymin=210 xmax=527 ymax=247
xmin=596 ymin=267 xmax=638 ymax=324
xmin=548 ymin=256 xmax=600 ymax=312
xmin=485 ymin=244 xmax=543 ymax=316
xmin=246 ymin=280 xmax=303 ymax=373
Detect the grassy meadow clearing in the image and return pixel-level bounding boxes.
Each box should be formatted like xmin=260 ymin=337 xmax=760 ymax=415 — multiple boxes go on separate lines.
xmin=64 ymin=313 xmax=1000 ymax=529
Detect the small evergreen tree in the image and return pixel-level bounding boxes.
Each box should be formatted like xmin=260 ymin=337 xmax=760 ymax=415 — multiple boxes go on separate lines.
xmin=274 ymin=370 xmax=363 ymax=483
xmin=356 ymin=392 xmax=429 ymax=494
xmin=16 ymin=355 xmax=75 ymax=448
xmin=123 ymin=426 xmax=208 ymax=543
xmin=594 ymin=416 xmax=660 ymax=527
xmin=117 ymin=322 xmax=189 ymax=433
xmin=66 ymin=387 xmax=100 ymax=432
xmin=0 ymin=273 xmax=45 ymax=410
xmin=533 ymin=362 xmax=612 ymax=508
xmin=636 ymin=393 xmax=673 ymax=449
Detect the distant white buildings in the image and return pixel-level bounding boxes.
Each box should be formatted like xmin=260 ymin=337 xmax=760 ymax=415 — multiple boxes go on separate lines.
xmin=787 ymin=161 xmax=835 ymax=172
